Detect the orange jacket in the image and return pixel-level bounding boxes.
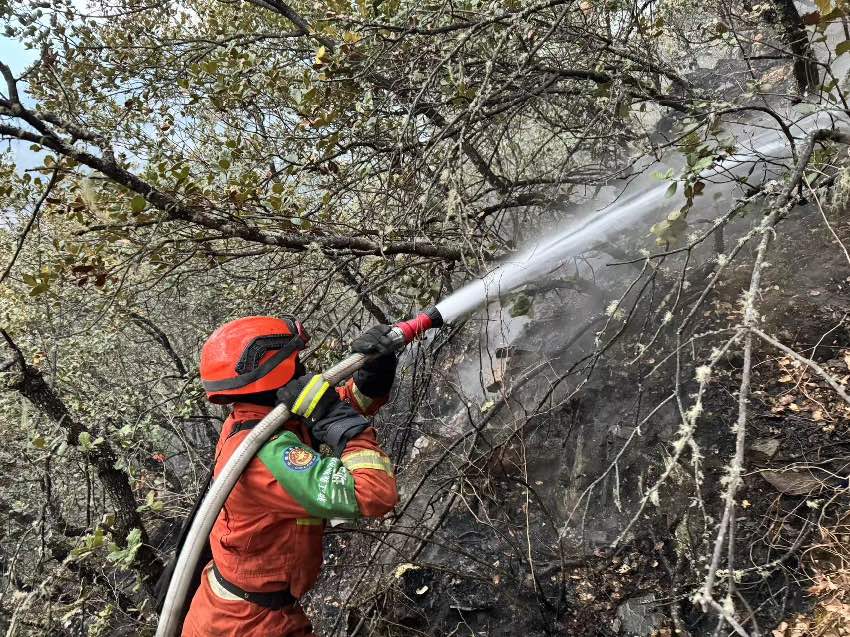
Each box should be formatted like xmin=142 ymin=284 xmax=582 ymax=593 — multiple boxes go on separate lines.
xmin=205 ymin=378 xmax=398 ymax=597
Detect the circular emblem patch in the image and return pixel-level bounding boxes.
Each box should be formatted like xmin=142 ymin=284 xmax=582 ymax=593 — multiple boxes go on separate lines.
xmin=283 ymin=446 xmax=318 ymax=471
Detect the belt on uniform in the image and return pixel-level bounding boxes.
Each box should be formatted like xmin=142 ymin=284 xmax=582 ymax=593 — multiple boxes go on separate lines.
xmin=211 ymin=563 xmax=297 ymax=610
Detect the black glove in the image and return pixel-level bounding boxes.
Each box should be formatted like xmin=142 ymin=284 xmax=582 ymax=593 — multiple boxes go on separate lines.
xmin=351 ymin=325 xmax=399 ymax=397
xmin=311 ymin=400 xmax=370 ymax=456
xmin=351 ymin=324 xmax=398 ymax=356
xmin=277 ymin=373 xmax=369 ymax=454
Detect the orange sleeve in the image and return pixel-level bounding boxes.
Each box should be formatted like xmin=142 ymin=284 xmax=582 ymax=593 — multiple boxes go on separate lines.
xmin=340 ymin=426 xmax=398 ymax=517
xmin=337 ymin=378 xmax=389 ymax=417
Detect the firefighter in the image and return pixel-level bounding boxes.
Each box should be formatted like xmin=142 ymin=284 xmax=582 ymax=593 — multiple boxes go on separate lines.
xmin=182 ymin=316 xmax=399 ymax=637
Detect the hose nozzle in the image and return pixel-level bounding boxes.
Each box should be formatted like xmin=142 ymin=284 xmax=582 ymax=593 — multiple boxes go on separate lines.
xmin=390 ymin=305 xmax=444 ymax=348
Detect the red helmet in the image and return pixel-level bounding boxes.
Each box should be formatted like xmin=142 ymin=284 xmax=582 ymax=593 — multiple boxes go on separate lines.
xmin=200 ymin=316 xmax=309 ymax=404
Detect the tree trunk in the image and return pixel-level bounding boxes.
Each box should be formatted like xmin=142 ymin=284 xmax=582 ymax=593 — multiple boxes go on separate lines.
xmin=772 ymin=0 xmax=820 ymax=96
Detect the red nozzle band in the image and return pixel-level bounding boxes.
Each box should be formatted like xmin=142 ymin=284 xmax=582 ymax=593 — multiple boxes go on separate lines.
xmin=394 ymin=312 xmax=433 ymax=344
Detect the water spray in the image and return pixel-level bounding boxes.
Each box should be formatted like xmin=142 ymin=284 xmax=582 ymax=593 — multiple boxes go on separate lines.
xmin=156 ymin=306 xmax=444 ymax=637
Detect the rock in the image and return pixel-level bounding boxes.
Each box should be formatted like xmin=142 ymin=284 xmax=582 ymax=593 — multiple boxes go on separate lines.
xmin=410 ymin=435 xmax=432 ymax=460
xmin=759 ymin=469 xmax=822 ymax=495
xmin=749 ymin=437 xmax=781 ymax=459
xmin=615 ymin=594 xmax=664 ymax=636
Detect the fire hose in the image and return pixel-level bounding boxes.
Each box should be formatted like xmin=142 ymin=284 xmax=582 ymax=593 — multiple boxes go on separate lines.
xmin=155 ymin=306 xmax=444 ymax=637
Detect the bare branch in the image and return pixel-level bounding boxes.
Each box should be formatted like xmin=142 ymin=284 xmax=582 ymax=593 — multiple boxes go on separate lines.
xmin=0 ymin=166 xmax=61 ymax=284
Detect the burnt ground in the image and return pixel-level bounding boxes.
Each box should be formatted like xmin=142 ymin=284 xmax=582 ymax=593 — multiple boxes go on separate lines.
xmin=305 ymin=201 xmax=850 ymax=637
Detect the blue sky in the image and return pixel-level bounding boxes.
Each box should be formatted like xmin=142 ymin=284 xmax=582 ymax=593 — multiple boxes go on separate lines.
xmin=0 ymin=35 xmax=43 ymax=169
xmin=0 ymin=36 xmax=36 ymax=74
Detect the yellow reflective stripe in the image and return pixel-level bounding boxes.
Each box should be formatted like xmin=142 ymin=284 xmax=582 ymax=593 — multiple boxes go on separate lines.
xmin=292 ymin=375 xmax=322 ymax=414
xmin=351 ymin=383 xmax=374 ymax=411
xmin=346 ymin=461 xmax=390 ymax=472
xmin=342 ymin=450 xmax=393 ymax=476
xmin=304 ymin=380 xmax=330 ymax=417
xmin=296 ymin=517 xmax=322 ymax=526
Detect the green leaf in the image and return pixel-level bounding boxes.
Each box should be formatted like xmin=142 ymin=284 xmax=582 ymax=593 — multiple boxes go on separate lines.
xmin=692 ymin=156 xmax=714 ymax=173
xmin=510 ymin=293 xmax=533 ymax=317
xmin=218 ymin=158 xmax=231 ymax=170
xmin=90 ymin=528 xmax=106 ymax=548
xmin=651 ymin=208 xmax=690 ymax=245
xmin=836 ymin=40 xmax=850 ymax=56
xmin=32 ymin=435 xmax=46 ymax=449
xmin=78 ymin=431 xmax=92 ymax=449
xmin=272 ymin=182 xmax=284 ymax=194
xmin=130 ymin=195 xmax=146 ymax=213
xmin=665 ymin=181 xmax=677 ymax=198
xmin=107 ymin=528 xmax=143 ymax=568
xmin=71 ymin=527 xmax=106 ymax=558
xmin=138 ymin=490 xmax=164 ymax=513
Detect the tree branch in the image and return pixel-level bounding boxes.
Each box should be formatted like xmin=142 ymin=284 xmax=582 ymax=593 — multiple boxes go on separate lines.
xmin=0 ymin=122 xmax=464 ymax=260
xmin=0 ymin=330 xmax=164 ymax=596
xmin=243 ymin=0 xmax=510 ymax=192
xmin=338 ymin=265 xmax=393 ymax=324
xmin=243 ymin=0 xmax=336 ymax=50
xmin=0 ymin=166 xmax=61 ymax=284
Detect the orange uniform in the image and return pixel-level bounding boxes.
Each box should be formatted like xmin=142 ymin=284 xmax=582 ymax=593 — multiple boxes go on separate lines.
xmin=182 ymin=379 xmax=398 ymax=637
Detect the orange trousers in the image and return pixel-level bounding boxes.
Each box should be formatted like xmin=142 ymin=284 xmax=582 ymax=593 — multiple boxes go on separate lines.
xmin=181 ymin=565 xmax=316 ymax=637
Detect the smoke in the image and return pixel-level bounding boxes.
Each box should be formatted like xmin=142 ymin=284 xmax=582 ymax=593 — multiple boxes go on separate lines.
xmin=434 ymin=119 xmax=829 ymax=323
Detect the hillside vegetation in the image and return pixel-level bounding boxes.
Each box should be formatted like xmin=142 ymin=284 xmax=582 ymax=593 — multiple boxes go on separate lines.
xmin=1 ymin=0 xmax=850 ymax=635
